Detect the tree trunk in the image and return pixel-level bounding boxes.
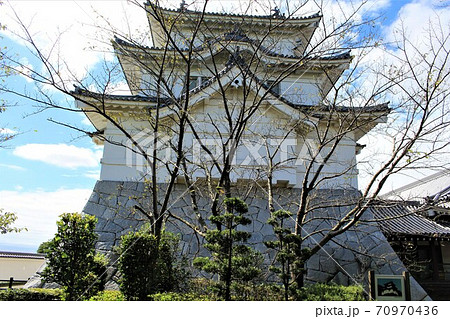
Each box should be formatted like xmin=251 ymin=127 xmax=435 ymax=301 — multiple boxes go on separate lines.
xmin=225 ymin=226 xmax=233 ymax=301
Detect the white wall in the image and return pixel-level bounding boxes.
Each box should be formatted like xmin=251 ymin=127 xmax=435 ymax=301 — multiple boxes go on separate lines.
xmin=280 ymin=76 xmax=322 ymax=105
xmin=98 ymin=93 xmax=359 ymax=189
xmin=0 ymin=258 xmax=45 ymax=282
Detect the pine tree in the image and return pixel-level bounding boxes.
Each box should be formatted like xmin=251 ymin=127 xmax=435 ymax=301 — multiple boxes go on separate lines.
xmin=194 ymin=197 xmax=262 ymax=300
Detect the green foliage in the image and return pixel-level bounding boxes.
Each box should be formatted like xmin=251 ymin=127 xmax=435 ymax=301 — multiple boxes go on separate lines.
xmin=264 ymin=209 xmax=302 ymax=300
xmin=92 ymin=252 xmax=109 ymax=292
xmin=85 ymin=283 xmax=365 ymax=301
xmin=42 ymin=213 xmax=107 ymax=300
xmin=0 ymin=209 xmax=26 ymax=234
xmin=149 ymin=292 xmax=214 ymax=301
xmin=37 ymin=240 xmax=52 ymax=254
xmin=156 ymin=231 xmax=189 ymax=292
xmin=117 ymin=226 xmax=188 ymax=300
xmin=184 ymin=280 xmax=364 ymax=301
xmin=117 ymin=227 xmax=158 ymax=300
xmin=89 ymin=290 xmax=125 ymax=301
xmin=0 ymin=288 xmax=62 ymax=301
xmin=296 ymin=283 xmax=365 ymax=301
xmin=194 ymin=197 xmax=262 ymax=300
xmin=228 ymin=283 xmax=284 ymax=301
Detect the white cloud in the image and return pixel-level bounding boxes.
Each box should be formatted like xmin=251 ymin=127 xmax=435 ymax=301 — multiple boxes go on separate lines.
xmin=84 ymin=170 xmax=101 ymax=180
xmin=0 ymin=1 xmax=148 ymax=83
xmin=0 ymin=163 xmax=26 ymax=171
xmin=385 ymin=0 xmax=450 ymax=46
xmin=0 ymin=188 xmax=92 ymax=250
xmin=15 ymin=57 xmax=35 ymax=83
xmin=13 ymin=143 xmax=101 ymax=169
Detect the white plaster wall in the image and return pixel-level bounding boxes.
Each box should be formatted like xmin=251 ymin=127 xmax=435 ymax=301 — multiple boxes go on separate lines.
xmin=281 ymin=76 xmax=322 ymax=105
xmin=0 ymin=258 xmax=45 ymax=281
xmin=262 ymin=37 xmax=296 ymax=56
xmin=99 ymin=96 xmax=359 ymax=189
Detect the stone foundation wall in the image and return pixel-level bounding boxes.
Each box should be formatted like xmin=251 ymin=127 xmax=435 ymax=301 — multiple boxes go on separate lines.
xmin=82 ymin=180 xmax=430 ymax=300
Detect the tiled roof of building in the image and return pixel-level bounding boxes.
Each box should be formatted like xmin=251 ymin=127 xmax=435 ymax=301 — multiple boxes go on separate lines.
xmin=72 ymin=86 xmax=171 ymax=104
xmin=74 ymin=53 xmax=387 ymax=115
xmin=0 ymin=251 xmax=45 ymax=259
xmin=371 ymin=202 xmax=450 ymax=239
xmin=113 ymin=36 xmax=351 ymax=61
xmin=145 ymin=2 xmax=322 ymax=21
xmin=73 ymin=85 xmax=388 ymax=114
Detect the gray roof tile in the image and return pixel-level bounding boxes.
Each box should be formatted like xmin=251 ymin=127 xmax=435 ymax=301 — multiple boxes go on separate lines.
xmin=0 ymin=251 xmax=45 ymax=259
xmin=371 ymin=202 xmax=450 ymax=238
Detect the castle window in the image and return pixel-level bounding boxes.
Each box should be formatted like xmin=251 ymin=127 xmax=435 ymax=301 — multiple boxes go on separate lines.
xmin=188 ymin=76 xmax=202 ymax=91
xmin=266 ymin=80 xmax=280 ymax=95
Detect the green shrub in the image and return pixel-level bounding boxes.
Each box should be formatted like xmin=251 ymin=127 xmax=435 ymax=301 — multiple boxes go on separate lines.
xmin=117 ymin=226 xmax=188 ymax=300
xmin=155 ymin=231 xmax=189 ymax=292
xmin=92 ymin=253 xmax=109 ymax=292
xmin=117 ymin=228 xmax=159 ymax=300
xmin=264 ymin=209 xmax=302 ymax=300
xmin=184 ymin=278 xmax=284 ymax=301
xmin=43 ymin=213 xmax=109 ymax=300
xmin=185 ymin=279 xmax=364 ymax=301
xmin=229 ymin=283 xmax=284 ymax=301
xmin=89 ymin=290 xmax=125 ymax=301
xmin=0 ymin=288 xmax=62 ymax=301
xmin=296 ymin=283 xmax=365 ymax=301
xmin=149 ymin=292 xmax=214 ymax=301
xmin=194 ymin=197 xmax=263 ymax=301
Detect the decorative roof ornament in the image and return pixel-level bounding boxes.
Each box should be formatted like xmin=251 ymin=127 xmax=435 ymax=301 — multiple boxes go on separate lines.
xmin=179 ymin=0 xmax=187 ymax=11
xmin=271 ymin=6 xmax=284 ymax=18
xmin=224 ymin=25 xmax=249 ymax=41
xmin=225 ymin=46 xmax=245 ymax=67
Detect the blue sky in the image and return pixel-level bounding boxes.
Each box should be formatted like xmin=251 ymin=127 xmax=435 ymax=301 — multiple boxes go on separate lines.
xmin=0 ymin=0 xmax=448 ymax=252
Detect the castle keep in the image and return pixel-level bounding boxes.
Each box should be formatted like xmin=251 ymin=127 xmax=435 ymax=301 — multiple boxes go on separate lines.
xmin=74 ymin=2 xmax=429 ymax=299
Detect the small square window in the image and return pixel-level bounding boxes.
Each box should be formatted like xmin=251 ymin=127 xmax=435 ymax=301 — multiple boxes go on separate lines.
xmin=188 ymin=76 xmax=201 ymax=91
xmin=266 ymin=80 xmax=280 ymax=95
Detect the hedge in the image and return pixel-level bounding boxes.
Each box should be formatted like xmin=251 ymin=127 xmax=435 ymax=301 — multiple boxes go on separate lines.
xmin=0 ymin=288 xmax=62 ymax=301
xmin=89 ymin=290 xmax=125 ymax=301
xmin=297 ymin=283 xmax=365 ymax=301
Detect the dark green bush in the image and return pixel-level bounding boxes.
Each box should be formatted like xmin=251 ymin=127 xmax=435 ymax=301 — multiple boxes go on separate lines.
xmin=89 ymin=290 xmax=125 ymax=301
xmin=185 ymin=278 xmax=283 ymax=301
xmin=296 ymin=283 xmax=365 ymax=301
xmin=117 ymin=226 xmax=188 ymax=300
xmin=229 ymin=283 xmax=284 ymax=301
xmin=84 ymin=283 xmax=365 ymax=301
xmin=194 ymin=197 xmax=263 ymax=301
xmin=155 ymin=231 xmax=189 ymax=292
xmin=43 ymin=213 xmax=108 ymax=300
xmin=0 ymin=288 xmax=62 ymax=301
xmin=185 ymin=279 xmax=364 ymax=301
xmin=149 ymin=292 xmax=214 ymax=301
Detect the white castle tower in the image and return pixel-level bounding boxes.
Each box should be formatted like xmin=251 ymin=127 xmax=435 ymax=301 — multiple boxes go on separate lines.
xmin=73 ymin=1 xmax=429 ymax=299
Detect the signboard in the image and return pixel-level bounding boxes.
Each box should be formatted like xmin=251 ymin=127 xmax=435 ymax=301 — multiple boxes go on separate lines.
xmin=375 ymin=275 xmax=406 ymax=301
xmin=369 ymin=271 xmax=411 ymax=301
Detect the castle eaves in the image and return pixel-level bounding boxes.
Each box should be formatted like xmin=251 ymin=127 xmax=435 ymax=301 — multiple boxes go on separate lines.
xmin=145 ymin=2 xmax=322 ymax=23
xmin=113 ymin=36 xmax=352 ymax=62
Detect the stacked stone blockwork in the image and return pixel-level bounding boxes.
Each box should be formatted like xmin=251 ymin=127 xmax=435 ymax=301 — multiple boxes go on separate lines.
xmin=83 ymin=180 xmax=430 ymax=300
